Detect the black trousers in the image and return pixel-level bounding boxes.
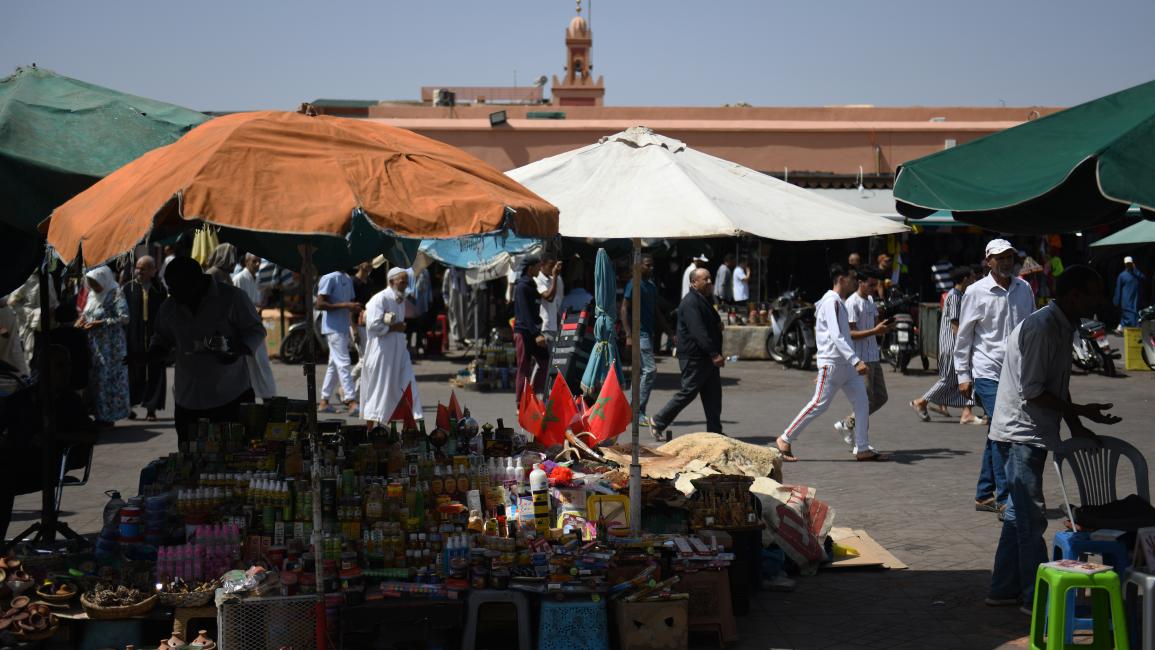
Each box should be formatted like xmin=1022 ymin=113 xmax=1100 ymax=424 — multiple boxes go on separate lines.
xmin=128 ymin=358 xmax=167 ymax=412
xmin=174 ymin=388 xmax=255 ymax=446
xmin=653 ymin=356 xmax=723 ymax=433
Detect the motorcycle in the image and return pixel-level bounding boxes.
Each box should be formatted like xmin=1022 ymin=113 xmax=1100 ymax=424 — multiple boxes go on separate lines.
xmin=1141 ymin=305 xmax=1155 ymax=371
xmin=280 ymin=314 xmax=328 ymax=365
xmin=1071 ymin=318 xmax=1117 ymax=377
xmin=878 ymin=290 xmax=928 ymax=374
xmin=766 ymin=289 xmax=816 ymax=370
xmin=280 ymin=314 xmax=362 ymax=366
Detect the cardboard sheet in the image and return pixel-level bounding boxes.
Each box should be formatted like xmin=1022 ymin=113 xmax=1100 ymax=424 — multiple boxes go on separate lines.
xmin=828 ymin=527 xmax=908 ymax=570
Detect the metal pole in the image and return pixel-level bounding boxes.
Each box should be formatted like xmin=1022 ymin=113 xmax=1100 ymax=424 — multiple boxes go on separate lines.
xmin=36 ymin=256 xmax=57 ymax=543
xmin=297 ymin=244 xmax=326 ymax=644
xmin=629 ymin=239 xmax=642 ymax=535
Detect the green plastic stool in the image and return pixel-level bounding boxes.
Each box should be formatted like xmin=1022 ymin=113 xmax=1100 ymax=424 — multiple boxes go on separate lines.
xmin=1030 ymin=565 xmax=1129 ymax=649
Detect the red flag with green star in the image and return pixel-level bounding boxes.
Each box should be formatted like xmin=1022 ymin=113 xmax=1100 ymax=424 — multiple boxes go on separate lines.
xmin=537 ymin=373 xmax=577 ymax=447
xmin=518 ymin=379 xmax=546 ymax=436
xmin=586 ymin=362 xmax=631 ymax=444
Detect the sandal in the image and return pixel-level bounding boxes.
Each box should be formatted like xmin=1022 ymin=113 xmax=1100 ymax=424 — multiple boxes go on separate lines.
xmin=775 ymin=437 xmax=798 ymax=462
xmin=929 ymin=403 xmax=950 ymax=417
xmin=855 ymin=450 xmax=890 ymax=462
xmin=959 ymin=416 xmax=989 ymax=426
xmin=909 ymin=400 xmax=930 ymax=423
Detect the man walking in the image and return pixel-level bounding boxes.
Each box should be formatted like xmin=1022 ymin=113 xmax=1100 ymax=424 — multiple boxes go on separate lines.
xmin=956 ymin=239 xmax=1035 ymax=514
xmin=776 ymin=264 xmax=887 ymax=462
xmin=513 ymin=254 xmax=549 ymax=403
xmin=232 ymin=253 xmax=277 ymax=399
xmin=124 ymin=255 xmax=167 ymax=421
xmin=985 ymin=265 xmax=1119 ymax=612
xmin=835 ymin=266 xmax=894 ymax=444
xmin=1113 ymin=255 xmax=1146 ymax=332
xmin=715 ymin=254 xmax=734 ymax=306
xmin=622 ymin=254 xmax=672 ymax=426
xmin=361 ymin=268 xmax=422 ymax=428
xmin=650 ymin=268 xmax=724 ymax=440
xmin=317 ymin=269 xmax=361 ymax=416
xmin=535 ymin=253 xmax=564 ymax=346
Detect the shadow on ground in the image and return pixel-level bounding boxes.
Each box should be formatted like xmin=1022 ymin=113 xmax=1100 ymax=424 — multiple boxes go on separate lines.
xmin=733 ymin=569 xmax=1030 ymax=649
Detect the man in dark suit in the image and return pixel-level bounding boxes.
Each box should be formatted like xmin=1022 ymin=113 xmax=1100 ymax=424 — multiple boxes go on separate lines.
xmin=650 ymin=267 xmax=724 ymax=441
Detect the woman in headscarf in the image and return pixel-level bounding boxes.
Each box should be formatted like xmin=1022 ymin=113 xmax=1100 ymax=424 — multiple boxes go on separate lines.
xmin=203 ymin=243 xmax=238 ymax=286
xmin=361 ymin=268 xmax=422 ymax=428
xmin=76 ymin=266 xmax=131 ymax=426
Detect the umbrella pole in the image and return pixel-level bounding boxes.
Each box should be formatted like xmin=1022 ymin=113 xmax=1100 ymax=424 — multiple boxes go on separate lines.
xmin=297 ymin=244 xmax=327 ymax=645
xmin=629 ymin=239 xmax=642 ymax=535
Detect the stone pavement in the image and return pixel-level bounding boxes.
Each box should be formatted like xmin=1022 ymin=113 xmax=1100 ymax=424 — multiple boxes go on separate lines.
xmin=14 ymin=345 xmax=1153 ymax=649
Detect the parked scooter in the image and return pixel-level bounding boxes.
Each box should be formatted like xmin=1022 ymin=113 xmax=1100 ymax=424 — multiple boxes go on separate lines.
xmin=280 ymin=314 xmax=328 ymax=365
xmin=1141 ymin=306 xmax=1155 ymax=371
xmin=1071 ymin=317 xmax=1117 ymax=377
xmin=878 ymin=290 xmax=928 ymax=374
xmin=766 ymin=289 xmax=816 ymax=370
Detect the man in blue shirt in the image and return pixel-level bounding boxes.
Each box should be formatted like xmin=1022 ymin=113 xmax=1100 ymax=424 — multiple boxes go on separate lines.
xmin=317 ymin=270 xmax=362 ymax=415
xmin=621 ymin=254 xmax=671 ymax=424
xmin=1113 ymin=255 xmax=1146 ymax=332
xmin=513 ymin=254 xmax=548 ymax=404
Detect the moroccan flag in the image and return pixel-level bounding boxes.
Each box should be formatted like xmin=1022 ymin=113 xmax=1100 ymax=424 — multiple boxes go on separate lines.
xmin=448 ymin=391 xmax=463 ymax=420
xmin=388 ymin=385 xmax=414 ymax=422
xmin=586 ymin=362 xmax=631 ymax=444
xmin=537 ymin=374 xmax=577 ymax=447
xmin=435 ymin=402 xmax=451 ymax=432
xmin=518 ymin=379 xmax=546 ymax=435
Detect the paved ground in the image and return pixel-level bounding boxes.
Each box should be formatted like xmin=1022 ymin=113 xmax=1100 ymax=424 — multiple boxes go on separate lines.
xmin=14 ymin=340 xmax=1154 ymax=649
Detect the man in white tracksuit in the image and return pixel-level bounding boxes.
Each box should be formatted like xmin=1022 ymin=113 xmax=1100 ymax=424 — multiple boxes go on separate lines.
xmin=776 ymin=264 xmax=889 ymax=462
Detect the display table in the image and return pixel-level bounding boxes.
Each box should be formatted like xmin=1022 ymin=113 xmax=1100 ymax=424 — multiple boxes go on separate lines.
xmin=721 ymin=325 xmax=771 ymax=360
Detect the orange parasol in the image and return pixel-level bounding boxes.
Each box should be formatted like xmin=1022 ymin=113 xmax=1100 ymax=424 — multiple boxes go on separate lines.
xmin=45 ymin=109 xmax=558 ymax=269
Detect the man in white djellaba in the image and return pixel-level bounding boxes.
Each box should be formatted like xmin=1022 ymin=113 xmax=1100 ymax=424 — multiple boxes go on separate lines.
xmin=361 ymin=268 xmax=423 ymax=427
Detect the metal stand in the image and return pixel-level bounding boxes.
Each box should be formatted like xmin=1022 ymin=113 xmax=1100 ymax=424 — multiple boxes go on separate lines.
xmin=297 ymin=244 xmax=328 ymax=648
xmin=9 ymin=254 xmax=83 ymax=548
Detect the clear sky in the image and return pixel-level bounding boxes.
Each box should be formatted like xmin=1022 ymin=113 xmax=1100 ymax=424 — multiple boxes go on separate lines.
xmin=2 ymin=0 xmax=1153 ymax=113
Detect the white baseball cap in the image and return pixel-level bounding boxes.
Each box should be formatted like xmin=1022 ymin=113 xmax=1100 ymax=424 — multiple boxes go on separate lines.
xmin=985 ymin=239 xmax=1015 ymax=258
xmin=1124 ymin=256 xmax=1135 ymax=264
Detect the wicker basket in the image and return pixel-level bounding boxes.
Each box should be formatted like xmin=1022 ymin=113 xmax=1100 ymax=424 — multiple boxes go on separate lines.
xmin=158 ymin=589 xmax=215 ymax=608
xmin=35 ymin=586 xmax=78 ymax=605
xmin=80 ymin=593 xmax=157 ymax=619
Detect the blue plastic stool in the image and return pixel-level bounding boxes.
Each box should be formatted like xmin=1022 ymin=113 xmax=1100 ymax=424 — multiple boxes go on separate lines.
xmin=538 ymin=597 xmax=609 ymax=650
xmin=1052 ymin=531 xmax=1131 ymax=642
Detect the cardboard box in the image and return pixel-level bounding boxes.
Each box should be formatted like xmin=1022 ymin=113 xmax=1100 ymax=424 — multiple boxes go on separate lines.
xmin=614 ymin=600 xmax=688 ymax=650
xmin=1123 ymin=327 xmax=1150 ymax=371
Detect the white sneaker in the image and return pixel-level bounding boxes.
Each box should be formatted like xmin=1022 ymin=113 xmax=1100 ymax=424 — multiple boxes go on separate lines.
xmin=834 ymin=420 xmax=853 ymax=447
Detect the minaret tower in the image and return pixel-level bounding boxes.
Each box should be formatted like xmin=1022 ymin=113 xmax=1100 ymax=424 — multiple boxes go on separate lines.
xmin=550 ymin=0 xmax=605 ymax=106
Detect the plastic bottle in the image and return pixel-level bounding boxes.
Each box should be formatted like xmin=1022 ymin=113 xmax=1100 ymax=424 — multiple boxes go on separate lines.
xmin=530 ymin=464 xmax=550 ymax=536
xmin=103 ymin=490 xmax=126 ymax=528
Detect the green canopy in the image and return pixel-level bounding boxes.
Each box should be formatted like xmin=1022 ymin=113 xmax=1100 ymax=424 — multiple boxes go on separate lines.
xmin=1090 ymin=219 xmax=1155 ymax=253
xmin=0 ymin=66 xmax=207 ymax=293
xmin=895 ymin=78 xmax=1155 ymax=234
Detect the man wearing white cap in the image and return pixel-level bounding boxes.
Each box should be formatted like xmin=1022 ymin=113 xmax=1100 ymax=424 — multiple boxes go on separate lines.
xmin=681 ymin=254 xmax=708 ymax=299
xmin=955 ymin=239 xmax=1035 ymax=515
xmin=1113 ymin=255 xmax=1145 ymax=333
xmin=361 ymin=268 xmax=422 ymax=426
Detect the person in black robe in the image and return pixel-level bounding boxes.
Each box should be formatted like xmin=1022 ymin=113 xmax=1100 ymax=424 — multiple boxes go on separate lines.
xmin=124 ymin=256 xmax=167 ymax=420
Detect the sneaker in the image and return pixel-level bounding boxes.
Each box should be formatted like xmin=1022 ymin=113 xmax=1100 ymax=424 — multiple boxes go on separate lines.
xmin=834 ymin=420 xmax=853 ymax=447
xmin=984 ymin=596 xmax=1019 ymax=607
xmin=975 ymin=499 xmax=1001 ymax=513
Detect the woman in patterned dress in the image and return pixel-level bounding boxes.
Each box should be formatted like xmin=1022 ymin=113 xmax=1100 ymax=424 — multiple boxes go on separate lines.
xmin=77 ymin=266 xmax=131 ymax=426
xmin=909 ymin=265 xmax=986 ymax=425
